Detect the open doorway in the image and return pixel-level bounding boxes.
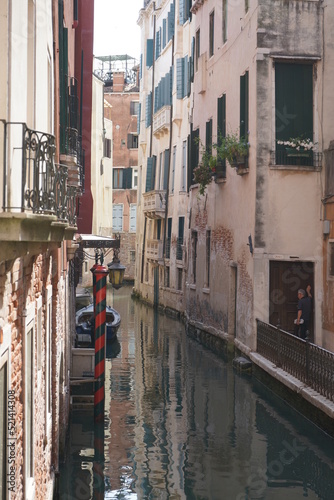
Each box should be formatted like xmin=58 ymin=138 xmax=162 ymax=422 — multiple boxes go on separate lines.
xmin=269 ymin=261 xmax=314 ymax=336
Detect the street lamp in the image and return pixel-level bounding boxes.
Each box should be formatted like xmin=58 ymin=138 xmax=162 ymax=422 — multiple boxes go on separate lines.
xmin=108 ymin=248 xmax=126 ymax=289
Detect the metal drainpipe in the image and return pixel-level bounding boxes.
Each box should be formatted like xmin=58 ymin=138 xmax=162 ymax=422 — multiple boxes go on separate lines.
xmin=162 ymin=33 xmax=175 ymax=259
xmin=141 ymin=2 xmax=158 ymax=283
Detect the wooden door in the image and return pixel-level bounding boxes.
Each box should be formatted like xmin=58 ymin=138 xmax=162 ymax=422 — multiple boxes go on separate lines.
xmin=269 ymin=261 xmax=314 ymax=334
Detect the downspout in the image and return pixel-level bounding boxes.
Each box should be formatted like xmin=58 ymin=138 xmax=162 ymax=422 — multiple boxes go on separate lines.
xmin=162 ymin=33 xmax=175 ymax=259
xmin=141 ymin=2 xmax=158 ymax=283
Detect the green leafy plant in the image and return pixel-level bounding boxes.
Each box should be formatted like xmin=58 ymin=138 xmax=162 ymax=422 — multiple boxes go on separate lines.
xmin=193 ymin=148 xmax=217 ymax=195
xmin=217 ymin=130 xmax=249 ymax=166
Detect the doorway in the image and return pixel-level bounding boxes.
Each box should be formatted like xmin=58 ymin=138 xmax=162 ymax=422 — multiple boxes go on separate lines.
xmin=269 ymin=261 xmax=314 ymax=335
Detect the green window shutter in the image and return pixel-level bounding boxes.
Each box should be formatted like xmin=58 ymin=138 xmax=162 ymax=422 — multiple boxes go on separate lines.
xmin=122 ymin=167 xmax=132 ymax=189
xmin=217 ymin=94 xmax=226 ymax=177
xmin=217 ymin=94 xmax=226 ymax=140
xmin=178 ymin=216 xmax=184 ymax=241
xmin=170 ymin=66 xmax=174 ymax=103
xmin=139 ymin=54 xmax=143 ymax=80
xmin=240 ymin=71 xmax=249 ymax=138
xmin=190 ymin=127 xmax=199 ymax=187
xmin=155 ymin=29 xmax=161 ymax=60
xmin=145 ymin=92 xmax=152 ymax=127
xmin=146 ymin=157 xmax=153 ymax=192
xmin=206 ymin=119 xmax=213 ymax=153
xmin=168 ymin=3 xmax=175 ymax=41
xmin=154 ymin=86 xmax=159 ymax=113
xmin=137 ymin=102 xmax=141 ymax=135
xmin=167 ymin=218 xmax=172 ymax=239
xmin=179 ymin=0 xmax=185 ymax=26
xmin=162 ymin=19 xmax=166 ymax=48
xmin=176 ymin=58 xmax=184 ymax=99
xmin=190 ymin=37 xmax=195 ymax=83
xmin=146 ymin=39 xmax=153 ymax=67
xmin=275 ymin=63 xmax=313 ymax=144
xmin=163 ymin=149 xmax=170 ymax=189
xmin=183 ymin=56 xmax=188 ymax=98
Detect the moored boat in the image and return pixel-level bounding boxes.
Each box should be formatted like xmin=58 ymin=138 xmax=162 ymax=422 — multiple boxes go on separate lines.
xmin=75 ymin=303 xmax=121 ymax=347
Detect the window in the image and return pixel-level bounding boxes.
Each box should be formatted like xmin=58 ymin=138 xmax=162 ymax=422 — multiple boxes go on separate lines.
xmin=168 ymin=3 xmax=175 ymax=41
xmin=112 ymin=204 xmax=124 ymax=232
xmin=104 ymin=138 xmax=111 ymax=158
xmin=146 ymin=39 xmax=153 ymax=67
xmin=192 ymin=231 xmax=198 ymax=284
xmin=171 ymin=145 xmax=176 ymax=194
xmin=240 ymin=71 xmax=249 ymax=139
xmin=181 ymin=140 xmax=187 ymax=191
xmin=245 ymin=0 xmax=249 ymax=13
xmin=206 ymin=119 xmax=213 ymax=154
xmin=130 ymin=101 xmax=140 ymax=116
xmin=275 ymin=63 xmax=313 ymax=166
xmin=45 ymin=288 xmax=52 ymax=422
xmin=133 ymin=169 xmax=138 ymax=188
xmin=130 ymin=204 xmax=137 ymax=232
xmin=177 ymin=217 xmax=184 ymax=260
xmin=217 ymin=94 xmax=227 ymax=178
xmin=206 ymin=230 xmax=211 ymax=287
xmin=209 ymin=10 xmax=215 ymax=57
xmin=127 ymin=133 xmax=138 ymax=149
xmin=176 ymin=56 xmax=190 ymax=99
xmin=195 ymin=29 xmax=200 ymax=72
xmin=113 ymin=168 xmax=123 ymax=189
xmin=130 ymin=250 xmax=136 ymax=263
xmin=179 ymin=0 xmax=192 ymax=25
xmin=165 ymin=266 xmax=170 ymax=287
xmin=190 ymin=127 xmax=199 ymax=187
xmin=177 ymin=268 xmax=183 ymax=291
xmin=166 ymin=218 xmax=172 ymax=259
xmin=145 ymin=156 xmax=157 ymax=192
xmin=330 ymin=242 xmax=334 ymax=276
xmin=145 ymin=92 xmax=152 ymax=128
xmin=222 ymin=0 xmax=227 ymax=44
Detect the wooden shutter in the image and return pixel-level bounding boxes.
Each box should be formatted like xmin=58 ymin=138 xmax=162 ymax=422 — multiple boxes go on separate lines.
xmin=146 ymin=156 xmax=156 ymax=192
xmin=137 ymin=102 xmax=141 ymax=135
xmin=122 ymin=167 xmax=132 ymax=189
xmin=162 ymin=19 xmax=166 ymax=48
xmin=206 ymin=119 xmax=213 ymax=153
xmin=240 ymin=71 xmax=249 ymax=138
xmin=146 ymin=39 xmax=153 ymax=67
xmin=112 ymin=204 xmax=123 ymax=232
xmin=163 ymin=149 xmax=170 ymax=190
xmin=130 ymin=204 xmax=137 ymax=232
xmin=176 ymin=58 xmax=184 ymax=99
xmin=179 ymin=0 xmax=185 ymax=26
xmin=217 ymin=94 xmax=227 ymax=177
xmin=275 ymin=63 xmax=313 ymax=144
xmin=145 ymin=92 xmax=152 ymax=127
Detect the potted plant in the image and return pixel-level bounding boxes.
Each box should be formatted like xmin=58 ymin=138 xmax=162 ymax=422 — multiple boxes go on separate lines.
xmin=217 ymin=130 xmax=249 ymax=169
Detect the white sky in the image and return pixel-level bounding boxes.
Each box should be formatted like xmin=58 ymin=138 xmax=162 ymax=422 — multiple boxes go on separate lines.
xmin=93 ymin=0 xmax=142 ymax=61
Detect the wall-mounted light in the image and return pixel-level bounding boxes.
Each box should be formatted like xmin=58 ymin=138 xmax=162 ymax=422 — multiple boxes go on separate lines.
xmin=108 ymin=248 xmax=126 ymax=289
xmin=247 ymin=234 xmax=253 ymax=254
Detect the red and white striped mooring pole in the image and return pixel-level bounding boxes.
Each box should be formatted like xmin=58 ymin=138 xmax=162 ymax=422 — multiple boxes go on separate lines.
xmin=91 ymin=260 xmax=109 ymax=423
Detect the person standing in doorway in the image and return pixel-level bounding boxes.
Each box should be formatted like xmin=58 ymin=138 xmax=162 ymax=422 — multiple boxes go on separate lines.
xmin=296 ymin=286 xmax=312 ymax=339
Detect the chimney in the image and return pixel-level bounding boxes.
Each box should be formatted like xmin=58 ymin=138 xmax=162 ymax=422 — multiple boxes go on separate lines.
xmin=113 ymin=71 xmax=125 ymax=92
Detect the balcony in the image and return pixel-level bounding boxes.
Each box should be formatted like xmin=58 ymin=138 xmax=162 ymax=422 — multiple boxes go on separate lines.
xmin=59 ymin=77 xmax=85 ymax=189
xmin=143 ymin=190 xmax=166 ymax=219
xmin=271 ymin=150 xmax=322 ymax=170
xmin=146 ymin=239 xmax=163 ymax=262
xmin=0 ymin=122 xmax=78 ymax=249
xmin=153 ymin=106 xmax=171 ymax=137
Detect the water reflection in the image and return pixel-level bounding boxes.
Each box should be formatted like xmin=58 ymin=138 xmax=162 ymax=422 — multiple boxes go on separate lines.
xmin=59 ymin=286 xmax=334 ymax=499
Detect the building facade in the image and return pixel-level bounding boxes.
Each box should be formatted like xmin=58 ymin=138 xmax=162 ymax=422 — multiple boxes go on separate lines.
xmin=135 ymin=0 xmax=334 ymax=355
xmin=0 ymin=1 xmax=94 ymax=498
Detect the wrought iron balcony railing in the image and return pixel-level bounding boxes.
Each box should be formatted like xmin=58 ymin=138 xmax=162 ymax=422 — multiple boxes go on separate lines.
xmin=2 ymin=122 xmax=78 ymax=224
xmin=271 ymin=150 xmax=322 ymax=168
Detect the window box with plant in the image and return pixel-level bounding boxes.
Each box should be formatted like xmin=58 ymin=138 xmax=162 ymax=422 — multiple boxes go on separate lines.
xmin=193 ymin=148 xmax=217 ymax=196
xmin=275 ymin=137 xmax=318 ymax=167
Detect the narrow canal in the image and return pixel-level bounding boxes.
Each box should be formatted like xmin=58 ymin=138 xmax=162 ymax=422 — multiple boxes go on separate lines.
xmin=59 ymin=285 xmax=334 ymax=499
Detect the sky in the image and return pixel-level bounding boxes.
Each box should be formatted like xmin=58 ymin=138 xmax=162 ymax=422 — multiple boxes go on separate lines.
xmin=93 ymin=0 xmax=142 ymax=61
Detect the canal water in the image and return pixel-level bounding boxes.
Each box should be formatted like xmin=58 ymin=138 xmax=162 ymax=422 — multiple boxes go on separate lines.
xmin=59 ymin=285 xmax=334 ymax=499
